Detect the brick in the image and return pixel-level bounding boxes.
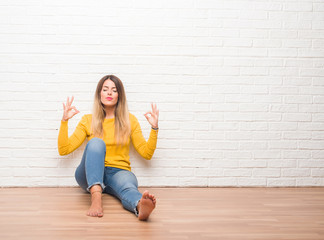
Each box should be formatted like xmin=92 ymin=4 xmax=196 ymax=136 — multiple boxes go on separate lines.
xmin=224 ymin=169 xmax=252 ymax=177
xmin=249 ymin=131 xmax=281 ymax=140
xmin=284 ymin=95 xmax=312 ymax=104
xmin=254 ymin=151 xmax=281 ymax=159
xmin=282 ymin=169 xmax=311 ymax=177
xmin=239 ymin=122 xmax=268 ymax=131
xmin=253 ymin=168 xmax=281 ymax=177
xmin=239 ymin=160 xmax=267 ymax=168
xmin=269 ymin=49 xmax=297 ymax=57
xmin=299 ymin=160 xmax=324 ymax=168
xmin=270 ymin=104 xmax=298 ymax=113
xmin=296 ymin=178 xmax=324 ymax=187
xmin=269 ymin=12 xmax=298 ymax=21
xmin=283 ymin=151 xmax=311 ymax=159
xmin=283 ymin=131 xmax=312 ymax=140
xmin=298 ymin=103 xmax=323 ymax=114
xmin=270 ymin=30 xmax=298 ymax=39
xmin=208 ymin=178 xmax=237 ymax=187
xmin=224 ymin=151 xmax=252 ymax=159
xmin=267 ymin=178 xmax=296 ymax=187
xmin=179 ymin=177 xmax=208 ymax=187
xmin=238 ymin=178 xmax=267 ymax=187
xmin=311 ymin=169 xmax=324 ymax=177
xmin=269 ymin=141 xmax=297 ymax=150
xmin=195 ymin=168 xmax=223 ymax=177
xmin=283 ymin=113 xmax=311 ymax=122
xmin=267 ymin=160 xmax=297 ymax=168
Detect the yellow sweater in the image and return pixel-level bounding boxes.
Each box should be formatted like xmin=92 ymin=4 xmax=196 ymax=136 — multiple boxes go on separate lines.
xmin=58 ymin=113 xmax=158 ymax=171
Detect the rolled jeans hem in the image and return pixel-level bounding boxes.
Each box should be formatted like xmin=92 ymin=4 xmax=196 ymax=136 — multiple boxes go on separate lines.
xmin=134 ymin=199 xmax=140 ymax=217
xmin=87 ymin=182 xmax=106 ymax=193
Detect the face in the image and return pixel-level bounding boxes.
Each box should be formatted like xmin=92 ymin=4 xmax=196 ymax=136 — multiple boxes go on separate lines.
xmin=100 ymin=79 xmax=119 ymax=108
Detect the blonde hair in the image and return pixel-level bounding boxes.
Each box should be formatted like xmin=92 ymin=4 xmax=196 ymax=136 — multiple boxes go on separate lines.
xmin=91 ymin=75 xmax=131 ymax=145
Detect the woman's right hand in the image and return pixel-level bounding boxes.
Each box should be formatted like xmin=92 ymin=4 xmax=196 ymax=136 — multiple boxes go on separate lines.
xmin=62 ymin=96 xmax=80 ymax=121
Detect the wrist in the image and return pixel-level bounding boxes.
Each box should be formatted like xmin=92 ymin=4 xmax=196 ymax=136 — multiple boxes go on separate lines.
xmin=151 ymin=126 xmax=159 ymax=130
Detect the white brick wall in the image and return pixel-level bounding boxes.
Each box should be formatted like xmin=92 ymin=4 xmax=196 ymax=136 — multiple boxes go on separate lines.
xmin=1 ymin=0 xmax=324 ymax=187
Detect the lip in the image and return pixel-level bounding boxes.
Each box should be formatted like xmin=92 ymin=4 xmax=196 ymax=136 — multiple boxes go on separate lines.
xmin=106 ymin=97 xmax=113 ymax=101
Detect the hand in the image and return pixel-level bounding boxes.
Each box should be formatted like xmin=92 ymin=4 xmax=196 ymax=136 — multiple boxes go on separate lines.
xmin=62 ymin=96 xmax=80 ymax=121
xmin=144 ymin=103 xmax=159 ymax=129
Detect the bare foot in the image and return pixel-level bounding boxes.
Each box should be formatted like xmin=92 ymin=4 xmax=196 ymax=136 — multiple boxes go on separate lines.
xmin=87 ymin=191 xmax=104 ymax=218
xmin=137 ymin=190 xmax=156 ymax=221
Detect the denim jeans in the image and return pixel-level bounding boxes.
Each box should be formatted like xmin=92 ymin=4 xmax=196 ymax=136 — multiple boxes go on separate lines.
xmin=75 ymin=138 xmax=142 ymax=215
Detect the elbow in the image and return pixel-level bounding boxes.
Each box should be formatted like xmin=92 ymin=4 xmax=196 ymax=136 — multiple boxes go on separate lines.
xmin=144 ymin=155 xmax=152 ymax=160
xmin=58 ymin=147 xmax=68 ymax=156
xmin=144 ymin=148 xmax=157 ymax=160
xmin=143 ymin=152 xmax=154 ymax=160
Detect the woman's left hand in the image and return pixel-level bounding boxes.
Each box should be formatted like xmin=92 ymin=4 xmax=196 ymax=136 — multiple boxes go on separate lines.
xmin=144 ymin=103 xmax=159 ymax=129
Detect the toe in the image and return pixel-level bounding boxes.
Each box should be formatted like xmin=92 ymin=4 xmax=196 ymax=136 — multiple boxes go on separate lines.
xmin=142 ymin=190 xmax=149 ymax=198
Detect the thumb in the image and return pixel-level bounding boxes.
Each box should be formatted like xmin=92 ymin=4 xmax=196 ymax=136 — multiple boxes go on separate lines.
xmin=144 ymin=112 xmax=151 ymax=121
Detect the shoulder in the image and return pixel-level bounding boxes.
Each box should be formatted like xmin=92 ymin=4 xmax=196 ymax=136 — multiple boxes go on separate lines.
xmin=129 ymin=113 xmax=140 ymax=123
xmin=129 ymin=112 xmax=136 ymax=121
xmin=129 ymin=113 xmax=140 ymax=130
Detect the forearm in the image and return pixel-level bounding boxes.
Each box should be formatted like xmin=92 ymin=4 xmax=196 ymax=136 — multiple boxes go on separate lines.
xmin=58 ymin=120 xmax=71 ymax=155
xmin=134 ymin=129 xmax=158 ymax=160
xmin=58 ymin=120 xmax=86 ymax=155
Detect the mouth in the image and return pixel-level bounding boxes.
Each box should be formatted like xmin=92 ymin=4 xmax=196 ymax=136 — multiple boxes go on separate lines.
xmin=106 ymin=97 xmax=113 ymax=101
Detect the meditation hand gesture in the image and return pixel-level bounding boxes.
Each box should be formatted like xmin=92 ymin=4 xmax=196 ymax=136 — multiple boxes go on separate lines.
xmin=144 ymin=103 xmax=159 ymax=129
xmin=62 ymin=96 xmax=80 ymax=121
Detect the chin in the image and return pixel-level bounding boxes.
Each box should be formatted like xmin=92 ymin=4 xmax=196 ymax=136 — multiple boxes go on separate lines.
xmin=104 ymin=102 xmax=117 ymax=107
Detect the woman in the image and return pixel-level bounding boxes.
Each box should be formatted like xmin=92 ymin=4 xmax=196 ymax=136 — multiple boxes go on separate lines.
xmin=58 ymin=75 xmax=159 ymax=220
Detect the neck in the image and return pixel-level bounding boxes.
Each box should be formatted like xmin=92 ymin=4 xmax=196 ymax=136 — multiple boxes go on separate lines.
xmin=104 ymin=106 xmax=115 ymax=119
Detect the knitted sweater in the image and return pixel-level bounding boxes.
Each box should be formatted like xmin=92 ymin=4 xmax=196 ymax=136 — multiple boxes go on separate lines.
xmin=58 ymin=113 xmax=158 ymax=171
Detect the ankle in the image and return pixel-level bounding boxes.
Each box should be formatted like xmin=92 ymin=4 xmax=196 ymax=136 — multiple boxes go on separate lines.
xmin=136 ymin=201 xmax=141 ymax=212
xmin=91 ymin=190 xmax=102 ymax=195
xmin=91 ymin=192 xmax=102 ymax=201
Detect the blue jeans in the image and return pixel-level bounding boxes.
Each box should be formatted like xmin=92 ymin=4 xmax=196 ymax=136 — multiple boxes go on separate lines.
xmin=74 ymin=138 xmax=142 ymax=215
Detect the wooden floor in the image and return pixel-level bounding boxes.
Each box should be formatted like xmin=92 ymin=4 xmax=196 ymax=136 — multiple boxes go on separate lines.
xmin=0 ymin=188 xmax=324 ymax=240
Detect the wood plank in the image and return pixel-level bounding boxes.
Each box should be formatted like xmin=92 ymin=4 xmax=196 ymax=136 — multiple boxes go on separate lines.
xmin=0 ymin=187 xmax=323 ymax=240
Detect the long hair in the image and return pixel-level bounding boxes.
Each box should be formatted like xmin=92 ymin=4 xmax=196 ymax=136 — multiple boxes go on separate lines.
xmin=91 ymin=75 xmax=131 ymax=145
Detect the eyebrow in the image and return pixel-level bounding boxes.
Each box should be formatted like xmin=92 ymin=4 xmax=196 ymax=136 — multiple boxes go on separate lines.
xmin=103 ymin=86 xmax=116 ymax=89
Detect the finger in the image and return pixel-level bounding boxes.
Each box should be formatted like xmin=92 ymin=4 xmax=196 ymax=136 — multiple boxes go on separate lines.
xmin=152 ymin=103 xmax=158 ymax=114
xmin=151 ymin=102 xmax=156 ymax=113
xmin=144 ymin=112 xmax=151 ymax=121
xmin=70 ymin=96 xmax=74 ymax=106
xmin=67 ymin=96 xmax=72 ymax=107
xmin=66 ymin=97 xmax=69 ymax=107
xmin=71 ymin=107 xmax=79 ymax=115
xmin=71 ymin=106 xmax=80 ymax=114
xmin=144 ymin=111 xmax=152 ymax=117
xmin=63 ymin=103 xmax=66 ymax=111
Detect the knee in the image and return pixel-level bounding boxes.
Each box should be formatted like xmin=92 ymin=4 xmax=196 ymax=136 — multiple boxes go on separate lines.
xmin=87 ymin=137 xmax=106 ymax=154
xmin=120 ymin=176 xmax=139 ymax=191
